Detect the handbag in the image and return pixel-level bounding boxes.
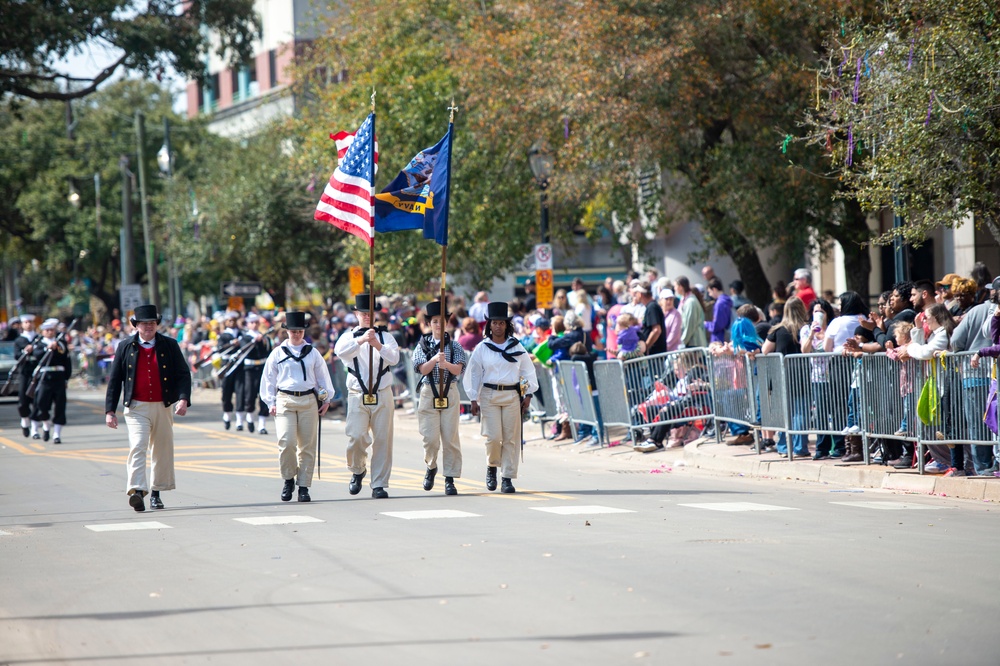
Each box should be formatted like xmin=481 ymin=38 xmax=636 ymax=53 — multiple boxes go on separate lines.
xmin=916 ymin=361 xmax=939 ymax=426
xmin=985 ymin=363 xmax=999 ymax=435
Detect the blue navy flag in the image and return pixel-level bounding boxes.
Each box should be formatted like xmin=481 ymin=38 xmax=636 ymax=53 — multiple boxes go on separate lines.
xmin=373 ymin=124 xmax=453 ymax=246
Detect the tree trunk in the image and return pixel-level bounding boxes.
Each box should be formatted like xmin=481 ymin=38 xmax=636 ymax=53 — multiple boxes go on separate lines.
xmin=829 ymin=200 xmax=872 ymax=303
xmin=704 ymin=207 xmax=772 ymax=307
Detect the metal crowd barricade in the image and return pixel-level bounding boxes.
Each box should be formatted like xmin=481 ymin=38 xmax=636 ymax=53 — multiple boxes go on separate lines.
xmin=708 ymin=351 xmax=755 ymax=440
xmin=554 ymin=360 xmax=601 ymax=444
xmin=855 ymin=352 xmax=910 ymax=465
xmin=393 ymin=349 xmax=420 ymax=410
xmin=593 ymin=359 xmax=631 ymax=439
xmin=753 ymin=354 xmax=791 ymax=458
xmin=530 ymin=362 xmax=559 ymax=438
xmin=781 ymin=352 xmax=856 ymax=455
xmin=608 ymin=349 xmax=714 ymax=443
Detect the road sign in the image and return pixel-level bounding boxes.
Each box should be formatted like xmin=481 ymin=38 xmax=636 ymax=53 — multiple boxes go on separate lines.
xmin=221 ymin=281 xmax=262 ymax=297
xmin=534 ymin=244 xmax=553 ymax=270
xmin=348 ymin=266 xmax=364 ymax=296
xmin=120 ymin=284 xmax=144 ymax=312
xmin=535 ymin=269 xmax=553 ymax=310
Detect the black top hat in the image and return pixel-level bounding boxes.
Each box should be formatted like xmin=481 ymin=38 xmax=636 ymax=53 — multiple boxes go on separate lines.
xmin=353 ymin=293 xmax=381 ymax=312
xmin=486 ymin=302 xmax=512 ymax=321
xmin=283 ymin=311 xmax=307 ymax=330
xmin=424 ymin=301 xmax=449 ymax=320
xmin=131 ymin=304 xmax=161 ymax=324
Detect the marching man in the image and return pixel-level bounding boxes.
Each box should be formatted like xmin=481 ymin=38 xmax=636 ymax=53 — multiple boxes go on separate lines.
xmin=259 ymin=311 xmax=333 ymax=502
xmin=463 ymin=302 xmax=538 ymax=493
xmin=240 ymin=313 xmax=274 ymax=434
xmin=13 ymin=314 xmax=40 ymax=438
xmin=217 ymin=310 xmax=246 ymax=431
xmin=30 ymin=318 xmax=72 ymax=443
xmin=333 ymin=293 xmax=399 ymax=499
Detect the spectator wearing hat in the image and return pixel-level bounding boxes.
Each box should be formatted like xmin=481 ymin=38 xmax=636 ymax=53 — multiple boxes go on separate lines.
xmin=217 ymin=310 xmax=247 ymax=431
xmin=334 ymin=293 xmax=400 ymax=499
xmin=29 ymin=318 xmax=72 ymax=443
xmin=260 ymin=311 xmax=334 ymax=502
xmin=240 ymin=313 xmax=275 ymax=435
xmin=790 ymin=268 xmax=816 ymax=309
xmin=413 ymin=301 xmax=467 ymax=495
xmin=14 ymin=314 xmax=42 ymax=437
xmin=105 ymin=304 xmax=192 ymax=512
xmin=463 ymin=302 xmax=539 ymax=493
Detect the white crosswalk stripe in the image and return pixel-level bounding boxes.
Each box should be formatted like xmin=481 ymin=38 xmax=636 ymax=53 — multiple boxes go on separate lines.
xmin=380 ymin=510 xmax=481 ymax=520
xmin=234 ymin=516 xmax=325 ymax=525
xmin=678 ymin=502 xmax=798 ymax=512
xmin=86 ymin=521 xmax=172 ymax=532
xmin=829 ymin=501 xmax=948 ymax=510
xmin=530 ymin=505 xmax=635 ymax=515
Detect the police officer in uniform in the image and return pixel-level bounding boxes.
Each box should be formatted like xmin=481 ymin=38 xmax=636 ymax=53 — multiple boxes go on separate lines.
xmin=240 ymin=313 xmax=274 ymax=434
xmin=13 ymin=314 xmax=41 ymax=438
xmin=463 ymin=302 xmax=539 ymax=493
xmin=259 ymin=311 xmax=333 ymax=502
xmin=105 ymin=304 xmax=192 ymax=512
xmin=30 ymin=318 xmax=72 ymax=443
xmin=217 ymin=311 xmax=246 ymax=430
xmin=333 ymin=293 xmax=399 ymax=499
xmin=413 ymin=301 xmax=467 ymax=495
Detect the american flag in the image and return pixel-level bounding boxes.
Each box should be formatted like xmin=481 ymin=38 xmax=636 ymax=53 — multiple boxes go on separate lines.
xmin=314 ymin=114 xmax=379 ymax=245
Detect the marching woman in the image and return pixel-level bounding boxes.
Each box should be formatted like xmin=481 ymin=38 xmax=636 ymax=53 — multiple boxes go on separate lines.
xmin=413 ymin=301 xmax=467 ymax=495
xmin=463 ymin=302 xmax=538 ymax=493
xmin=30 ymin=318 xmax=72 ymax=443
xmin=259 ymin=311 xmax=334 ymax=502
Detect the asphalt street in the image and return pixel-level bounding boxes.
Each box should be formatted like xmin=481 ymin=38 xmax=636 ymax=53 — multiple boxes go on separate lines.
xmin=1 ymin=388 xmax=998 ymax=665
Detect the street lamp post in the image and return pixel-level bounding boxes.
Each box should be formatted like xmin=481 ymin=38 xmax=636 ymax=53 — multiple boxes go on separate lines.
xmin=528 ymin=141 xmax=553 ymax=245
xmin=157 ymin=116 xmax=179 ymax=321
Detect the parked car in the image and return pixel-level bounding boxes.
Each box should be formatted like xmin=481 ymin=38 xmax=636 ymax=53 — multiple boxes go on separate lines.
xmin=0 ymin=341 xmax=17 ymax=402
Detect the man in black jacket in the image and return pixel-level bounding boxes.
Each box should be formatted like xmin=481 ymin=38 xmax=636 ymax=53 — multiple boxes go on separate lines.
xmin=104 ymin=304 xmax=192 ymax=512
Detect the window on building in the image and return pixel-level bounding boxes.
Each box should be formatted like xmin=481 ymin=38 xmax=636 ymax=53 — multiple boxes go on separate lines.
xmin=248 ymin=63 xmax=258 ymax=97
xmin=231 ymin=69 xmax=239 ymax=102
xmin=268 ymin=49 xmax=277 ymax=88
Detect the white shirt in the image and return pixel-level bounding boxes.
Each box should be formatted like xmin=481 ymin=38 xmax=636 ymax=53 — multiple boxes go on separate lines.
xmin=463 ymin=337 xmax=539 ymax=402
xmin=333 ymin=326 xmax=400 ymax=393
xmin=259 ymin=340 xmax=334 ymax=408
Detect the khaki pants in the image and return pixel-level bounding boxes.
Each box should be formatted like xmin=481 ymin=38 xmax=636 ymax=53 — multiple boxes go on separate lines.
xmin=417 ymin=384 xmax=462 ymax=477
xmin=275 ymin=392 xmax=318 ymax=487
xmin=345 ymin=387 xmax=394 ymax=489
xmin=124 ymin=400 xmax=176 ymax=494
xmin=479 ymin=386 xmax=521 ymax=479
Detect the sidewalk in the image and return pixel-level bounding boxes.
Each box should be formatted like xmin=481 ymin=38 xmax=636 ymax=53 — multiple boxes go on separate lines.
xmin=535 ymin=427 xmax=1000 ymax=502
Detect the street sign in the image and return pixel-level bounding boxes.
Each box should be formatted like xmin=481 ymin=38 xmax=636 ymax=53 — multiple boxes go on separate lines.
xmin=348 ymin=266 xmax=364 ymax=296
xmin=534 ymin=243 xmax=553 ymax=270
xmin=536 ymin=269 xmax=553 ymax=310
xmin=120 ymin=284 xmax=144 ymax=312
xmin=221 ymin=281 xmax=262 ymax=297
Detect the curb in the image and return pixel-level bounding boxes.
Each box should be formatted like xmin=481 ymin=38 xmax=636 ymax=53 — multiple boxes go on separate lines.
xmin=682 ymin=438 xmax=1000 ymax=502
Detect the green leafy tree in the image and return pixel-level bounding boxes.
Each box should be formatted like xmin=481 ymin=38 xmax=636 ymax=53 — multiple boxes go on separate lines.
xmin=0 ymin=0 xmax=261 ymax=101
xmin=810 ymin=0 xmax=1000 ymax=247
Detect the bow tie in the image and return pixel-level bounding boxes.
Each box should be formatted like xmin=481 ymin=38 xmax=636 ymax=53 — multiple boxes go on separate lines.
xmin=354 ymin=326 xmax=387 ymax=337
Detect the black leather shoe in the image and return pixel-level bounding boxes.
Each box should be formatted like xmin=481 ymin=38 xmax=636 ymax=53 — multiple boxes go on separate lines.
xmin=259 ymin=428 xmax=268 ymax=435
xmin=297 ymin=486 xmax=311 ymax=502
xmin=423 ymin=466 xmax=437 ymax=491
xmin=129 ymin=491 xmax=145 ymax=512
xmin=281 ymin=478 xmax=295 ymax=502
xmin=21 ymin=426 xmax=29 ymax=438
xmin=486 ymin=466 xmax=498 ymax=491
xmin=444 ymin=477 xmax=457 ymax=496
xmin=349 ymin=471 xmax=366 ymax=495
xmin=32 ymin=433 xmax=40 ymax=440
xmin=236 ymin=424 xmax=243 ymax=432
xmin=500 ymin=478 xmax=515 ymax=494
xmin=149 ymin=492 xmax=164 ymax=510
xmin=247 ymin=422 xmax=255 ymax=433
xmin=53 ymin=437 xmax=62 ymax=444
xmin=224 ymin=420 xmax=231 ymax=430
xmin=371 ymin=487 xmax=389 ymax=499
xmin=43 ymin=429 xmax=50 ymax=442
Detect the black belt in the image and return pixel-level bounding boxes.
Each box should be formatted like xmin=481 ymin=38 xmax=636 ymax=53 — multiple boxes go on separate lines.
xmin=484 ymin=383 xmax=520 ymax=391
xmin=278 ymin=389 xmax=314 ymax=397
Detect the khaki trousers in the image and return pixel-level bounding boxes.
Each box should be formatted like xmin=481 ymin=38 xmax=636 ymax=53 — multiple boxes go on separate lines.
xmin=479 ymin=386 xmax=521 ymax=479
xmin=345 ymin=387 xmax=394 ymax=489
xmin=275 ymin=392 xmax=318 ymax=487
xmin=124 ymin=400 xmax=176 ymax=494
xmin=417 ymin=384 xmax=462 ymax=477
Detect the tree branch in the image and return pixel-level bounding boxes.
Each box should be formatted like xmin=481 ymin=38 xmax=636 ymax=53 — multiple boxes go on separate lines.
xmin=6 ymin=54 xmax=128 ymax=101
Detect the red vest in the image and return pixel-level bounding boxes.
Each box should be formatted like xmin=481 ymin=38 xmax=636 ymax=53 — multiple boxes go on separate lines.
xmin=133 ymin=345 xmax=164 ymax=403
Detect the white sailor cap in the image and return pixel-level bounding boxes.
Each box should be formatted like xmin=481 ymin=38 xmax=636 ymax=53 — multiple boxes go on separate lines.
xmin=246 ymin=313 xmax=260 ymax=323
xmin=19 ymin=314 xmax=36 ymax=324
xmin=224 ymin=310 xmax=240 ymax=320
xmin=40 ymin=318 xmax=59 ymax=331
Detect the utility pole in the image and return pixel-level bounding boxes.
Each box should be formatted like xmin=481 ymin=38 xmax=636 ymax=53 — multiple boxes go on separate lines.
xmin=120 ymin=155 xmax=136 ymax=286
xmin=135 ymin=110 xmax=160 ymax=310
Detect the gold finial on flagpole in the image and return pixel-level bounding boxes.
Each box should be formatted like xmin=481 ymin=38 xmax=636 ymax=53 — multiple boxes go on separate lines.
xmin=448 ymin=99 xmax=458 ymax=123
xmin=371 ymin=88 xmax=377 ymax=112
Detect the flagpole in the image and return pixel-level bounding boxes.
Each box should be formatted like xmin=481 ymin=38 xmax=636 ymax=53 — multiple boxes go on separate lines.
xmin=439 ymin=101 xmax=458 ymax=399
xmin=368 ymin=89 xmax=377 ymax=402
